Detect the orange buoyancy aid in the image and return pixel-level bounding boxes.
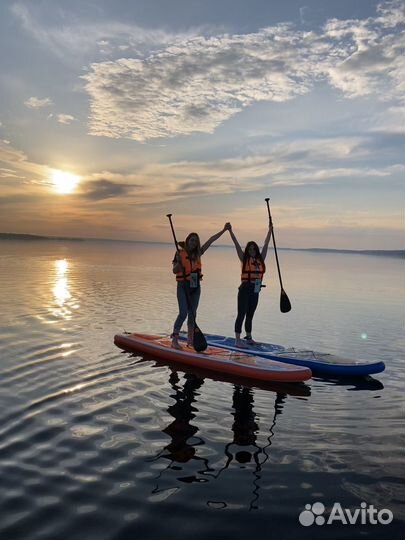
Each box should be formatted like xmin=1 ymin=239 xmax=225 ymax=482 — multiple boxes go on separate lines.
xmin=175 ymin=249 xmax=202 ymax=282
xmin=241 ymin=257 xmax=265 ymax=282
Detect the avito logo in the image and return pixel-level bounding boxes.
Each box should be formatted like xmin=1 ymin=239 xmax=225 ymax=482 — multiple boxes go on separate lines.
xmin=299 ymin=502 xmax=393 ymax=526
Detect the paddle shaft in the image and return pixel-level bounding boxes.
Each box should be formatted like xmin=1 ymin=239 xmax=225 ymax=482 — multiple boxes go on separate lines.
xmin=167 ymin=213 xmax=181 ymax=253
xmin=265 ymin=199 xmax=284 ymax=290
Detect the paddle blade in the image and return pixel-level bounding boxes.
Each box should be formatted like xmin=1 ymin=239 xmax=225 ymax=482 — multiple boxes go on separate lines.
xmin=280 ymin=289 xmax=291 ymax=313
xmin=193 ymin=326 xmax=207 ymax=352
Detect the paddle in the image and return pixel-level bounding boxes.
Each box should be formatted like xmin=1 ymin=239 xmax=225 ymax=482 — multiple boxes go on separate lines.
xmin=265 ymin=198 xmax=292 ymax=313
xmin=166 ymin=214 xmax=208 ymax=352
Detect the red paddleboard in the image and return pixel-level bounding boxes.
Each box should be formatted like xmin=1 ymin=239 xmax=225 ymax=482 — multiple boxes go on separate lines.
xmin=114 ymin=333 xmax=312 ymax=383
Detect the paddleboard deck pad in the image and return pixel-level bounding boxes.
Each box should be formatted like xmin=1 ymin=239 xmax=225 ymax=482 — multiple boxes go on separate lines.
xmin=114 ymin=333 xmax=312 ymax=382
xmin=193 ymin=334 xmax=385 ymax=377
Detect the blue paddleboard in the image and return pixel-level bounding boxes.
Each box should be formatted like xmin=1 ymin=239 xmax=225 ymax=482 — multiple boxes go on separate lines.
xmin=181 ymin=334 xmax=385 ymax=377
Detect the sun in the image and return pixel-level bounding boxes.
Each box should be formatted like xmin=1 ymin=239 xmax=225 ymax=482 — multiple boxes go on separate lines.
xmin=52 ymin=170 xmax=80 ymax=194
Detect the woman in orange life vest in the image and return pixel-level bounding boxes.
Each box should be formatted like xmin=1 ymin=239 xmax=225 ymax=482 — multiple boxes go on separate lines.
xmin=228 ymin=223 xmax=273 ymax=348
xmin=171 ymin=224 xmax=231 ymax=350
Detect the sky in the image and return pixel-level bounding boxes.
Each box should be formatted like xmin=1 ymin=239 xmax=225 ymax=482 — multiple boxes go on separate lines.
xmin=0 ymin=0 xmax=404 ymax=249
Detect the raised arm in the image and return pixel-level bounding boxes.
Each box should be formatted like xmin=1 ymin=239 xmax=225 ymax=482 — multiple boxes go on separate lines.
xmin=229 ymin=226 xmax=244 ymax=262
xmin=261 ymin=224 xmax=273 ymax=260
xmin=201 ymin=223 xmax=230 ymax=254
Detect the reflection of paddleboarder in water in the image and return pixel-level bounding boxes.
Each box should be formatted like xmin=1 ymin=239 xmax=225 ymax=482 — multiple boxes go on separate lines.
xmin=149 ymin=370 xmax=286 ymax=506
xmin=205 ymin=385 xmax=285 ymax=509
xmin=162 ymin=371 xmax=206 ymax=465
xmin=148 ymin=370 xmax=212 ymax=486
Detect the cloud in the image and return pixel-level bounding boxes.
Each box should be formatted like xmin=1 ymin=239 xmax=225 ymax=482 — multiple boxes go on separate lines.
xmin=262 ymin=135 xmax=405 ymax=184
xmin=271 ymin=165 xmax=403 ymax=186
xmin=75 ymin=135 xmax=402 ymax=204
xmin=0 ymin=139 xmax=271 ymax=202
xmin=11 ymin=2 xmax=197 ymax=61
xmin=68 ymin=156 xmax=277 ymax=207
xmin=274 ymin=136 xmax=369 ymax=161
xmin=324 ymin=6 xmax=405 ymax=101
xmin=0 ymin=167 xmax=24 ymax=180
xmin=78 ymin=178 xmax=136 ymax=200
xmin=1 ymin=130 xmax=400 ymax=211
xmin=0 ymin=193 xmax=44 ymax=206
xmin=1 ymin=117 xmax=402 ymax=212
xmin=24 ymin=96 xmax=53 ymax=109
xmin=12 ymin=1 xmax=404 ymax=140
xmin=0 ymin=139 xmax=28 ymax=163
xmin=56 ymin=114 xmax=76 ymax=125
xmin=82 ymin=26 xmax=324 ymax=141
xmin=79 ymin=1 xmax=404 ymax=141
xmin=376 ymin=0 xmax=405 ymax=27
xmin=299 ymin=6 xmax=310 ymax=25
xmin=0 ymin=139 xmax=53 ymax=186
xmin=371 ymin=105 xmax=405 ymax=133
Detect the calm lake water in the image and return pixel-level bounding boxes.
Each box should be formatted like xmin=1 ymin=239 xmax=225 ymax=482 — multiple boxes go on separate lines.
xmin=0 ymin=240 xmax=404 ymax=540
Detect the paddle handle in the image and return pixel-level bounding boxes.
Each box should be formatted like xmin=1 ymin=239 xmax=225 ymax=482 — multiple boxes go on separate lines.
xmin=166 ymin=214 xmax=180 ymax=253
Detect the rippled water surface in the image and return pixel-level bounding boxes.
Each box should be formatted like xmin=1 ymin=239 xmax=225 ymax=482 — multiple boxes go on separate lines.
xmin=0 ymin=240 xmax=404 ymax=540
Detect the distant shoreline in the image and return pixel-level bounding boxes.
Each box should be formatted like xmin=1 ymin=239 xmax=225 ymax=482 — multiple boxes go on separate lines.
xmin=1 ymin=232 xmax=403 ymax=258
xmin=0 ymin=233 xmax=84 ymax=242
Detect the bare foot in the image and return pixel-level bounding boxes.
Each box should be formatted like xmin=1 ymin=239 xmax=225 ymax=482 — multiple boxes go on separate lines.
xmin=171 ymin=337 xmax=182 ymax=350
xmin=235 ymin=340 xmax=248 ymax=348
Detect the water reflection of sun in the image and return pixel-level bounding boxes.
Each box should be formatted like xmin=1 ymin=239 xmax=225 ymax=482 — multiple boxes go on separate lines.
xmin=53 ymin=259 xmax=71 ymax=306
xmin=36 ymin=258 xmax=79 ymax=327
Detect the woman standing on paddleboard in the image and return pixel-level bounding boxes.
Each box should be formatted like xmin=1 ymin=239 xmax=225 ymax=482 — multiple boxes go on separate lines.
xmin=228 ymin=224 xmax=272 ymax=348
xmin=171 ymin=224 xmax=231 ymax=349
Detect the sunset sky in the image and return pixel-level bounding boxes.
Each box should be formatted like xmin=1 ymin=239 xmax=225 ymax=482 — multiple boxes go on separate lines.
xmin=0 ymin=0 xmax=403 ymax=249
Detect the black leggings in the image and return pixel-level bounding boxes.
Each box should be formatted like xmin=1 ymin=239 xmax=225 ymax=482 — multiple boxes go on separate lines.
xmin=234 ymin=282 xmax=259 ymax=335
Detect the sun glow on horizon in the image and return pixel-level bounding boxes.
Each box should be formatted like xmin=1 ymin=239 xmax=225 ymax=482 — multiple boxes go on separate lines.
xmin=52 ymin=170 xmax=80 ymax=194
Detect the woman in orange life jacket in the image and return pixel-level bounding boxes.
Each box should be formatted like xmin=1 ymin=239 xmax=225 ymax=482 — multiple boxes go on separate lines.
xmin=228 ymin=223 xmax=272 ymax=348
xmin=171 ymin=223 xmax=231 ymax=350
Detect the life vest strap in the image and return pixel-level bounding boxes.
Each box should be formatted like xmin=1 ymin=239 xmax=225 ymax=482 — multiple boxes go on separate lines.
xmin=176 ymin=271 xmax=203 ymax=282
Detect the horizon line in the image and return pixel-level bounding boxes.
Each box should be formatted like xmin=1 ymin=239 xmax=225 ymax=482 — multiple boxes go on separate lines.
xmin=0 ymin=232 xmax=403 ymax=256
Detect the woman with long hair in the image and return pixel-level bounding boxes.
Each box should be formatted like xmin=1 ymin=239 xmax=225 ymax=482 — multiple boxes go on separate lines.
xmin=171 ymin=224 xmax=230 ymax=349
xmin=228 ymin=224 xmax=272 ymax=347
